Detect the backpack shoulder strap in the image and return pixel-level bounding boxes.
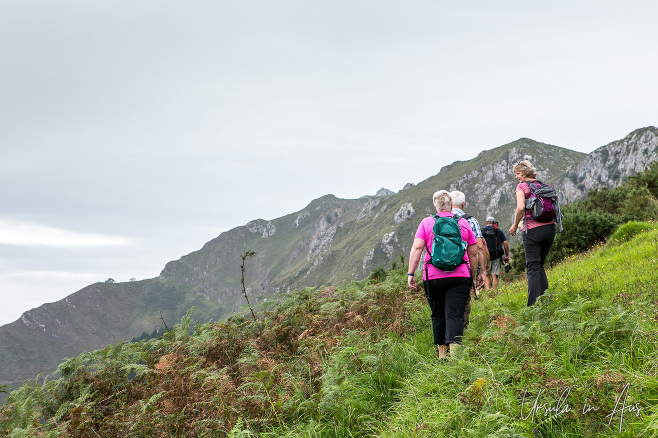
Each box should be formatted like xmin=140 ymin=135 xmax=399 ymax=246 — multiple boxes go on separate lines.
xmin=427 ymin=214 xmax=439 ymax=252
xmin=428 ymin=214 xmax=448 ymax=250
xmin=525 ymin=180 xmax=540 ymax=191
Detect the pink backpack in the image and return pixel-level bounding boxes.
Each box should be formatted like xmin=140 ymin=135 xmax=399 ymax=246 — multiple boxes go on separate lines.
xmin=525 ymin=180 xmax=557 ymax=223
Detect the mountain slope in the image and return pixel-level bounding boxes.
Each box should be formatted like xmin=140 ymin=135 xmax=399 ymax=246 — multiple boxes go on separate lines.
xmin=0 ymin=279 xmax=224 ymax=383
xmin=1 ymin=126 xmax=656 ymax=391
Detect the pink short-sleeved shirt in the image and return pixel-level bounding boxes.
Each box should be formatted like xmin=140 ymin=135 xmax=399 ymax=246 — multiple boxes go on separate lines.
xmin=517 ymin=182 xmax=556 ymax=230
xmin=415 ymin=212 xmax=476 ymax=280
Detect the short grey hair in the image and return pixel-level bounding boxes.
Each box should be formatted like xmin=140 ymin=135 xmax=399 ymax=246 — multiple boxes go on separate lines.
xmin=432 ymin=190 xmax=452 ymax=212
xmin=450 ymin=190 xmax=466 ymax=208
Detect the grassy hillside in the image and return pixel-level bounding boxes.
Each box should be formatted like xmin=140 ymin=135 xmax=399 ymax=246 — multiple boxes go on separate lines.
xmin=2 ymin=223 xmax=657 ymax=437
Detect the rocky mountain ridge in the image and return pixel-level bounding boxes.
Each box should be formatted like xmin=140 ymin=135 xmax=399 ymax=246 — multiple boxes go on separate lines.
xmin=561 ymin=127 xmax=658 ymax=202
xmin=1 ymin=126 xmax=656 ymax=393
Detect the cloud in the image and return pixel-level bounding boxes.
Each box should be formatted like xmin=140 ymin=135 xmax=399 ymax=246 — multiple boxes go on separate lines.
xmin=0 ymin=219 xmax=132 ymax=248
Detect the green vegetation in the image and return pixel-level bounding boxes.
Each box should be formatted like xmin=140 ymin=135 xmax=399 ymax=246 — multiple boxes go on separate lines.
xmin=610 ymin=221 xmax=656 ymax=245
xmin=2 ymin=223 xmax=658 ymax=437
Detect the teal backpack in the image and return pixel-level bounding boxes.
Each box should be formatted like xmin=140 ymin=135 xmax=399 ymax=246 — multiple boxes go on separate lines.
xmin=428 ymin=215 xmax=467 ymax=271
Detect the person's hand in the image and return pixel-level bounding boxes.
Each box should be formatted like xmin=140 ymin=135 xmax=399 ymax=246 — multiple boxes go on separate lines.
xmin=408 ymin=275 xmax=417 ymax=291
xmin=476 ymin=272 xmax=486 ymax=289
xmin=509 ymin=224 xmax=518 ymax=236
xmin=504 ymin=256 xmax=510 ymax=263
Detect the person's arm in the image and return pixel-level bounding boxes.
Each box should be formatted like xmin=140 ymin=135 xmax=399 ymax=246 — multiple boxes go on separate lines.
xmin=509 ymin=190 xmax=525 ymax=236
xmin=407 ymin=237 xmax=425 ymax=291
xmin=476 ymin=237 xmax=488 ymax=287
xmin=475 ymin=237 xmax=487 ymax=270
xmin=503 ymin=241 xmax=510 ymax=262
xmin=467 ymin=243 xmax=478 ymax=290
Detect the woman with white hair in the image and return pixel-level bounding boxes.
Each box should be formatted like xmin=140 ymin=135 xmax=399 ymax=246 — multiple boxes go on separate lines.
xmin=509 ymin=160 xmax=557 ymax=306
xmin=407 ymin=190 xmax=478 ymax=359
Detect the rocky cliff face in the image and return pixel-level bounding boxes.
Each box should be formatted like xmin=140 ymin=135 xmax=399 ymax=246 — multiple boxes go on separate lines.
xmin=560 ymin=127 xmax=658 ymax=202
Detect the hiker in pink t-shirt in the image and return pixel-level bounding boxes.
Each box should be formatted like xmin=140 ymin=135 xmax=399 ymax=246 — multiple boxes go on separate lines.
xmin=509 ymin=160 xmax=557 ymax=306
xmin=407 ymin=190 xmax=478 ymax=360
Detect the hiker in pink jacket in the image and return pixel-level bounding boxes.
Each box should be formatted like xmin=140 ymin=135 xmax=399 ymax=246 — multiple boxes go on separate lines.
xmin=407 ymin=190 xmax=478 ymax=360
xmin=509 ymin=160 xmax=557 ymax=306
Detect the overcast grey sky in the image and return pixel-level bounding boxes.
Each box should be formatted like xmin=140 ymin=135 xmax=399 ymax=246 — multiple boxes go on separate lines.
xmin=1 ymin=0 xmax=656 ymax=326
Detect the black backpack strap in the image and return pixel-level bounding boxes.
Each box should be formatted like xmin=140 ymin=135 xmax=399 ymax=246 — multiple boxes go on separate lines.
xmin=522 ymin=180 xmax=540 ymax=233
xmin=525 ymin=179 xmax=543 ymax=193
xmin=424 ymin=263 xmax=430 ymax=300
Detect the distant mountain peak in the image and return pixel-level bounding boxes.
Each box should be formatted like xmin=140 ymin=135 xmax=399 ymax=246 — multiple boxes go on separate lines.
xmin=375 ymin=188 xmax=394 ymax=197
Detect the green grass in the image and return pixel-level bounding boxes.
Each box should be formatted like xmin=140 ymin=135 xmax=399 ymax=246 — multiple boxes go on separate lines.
xmin=373 ymin=227 xmax=658 ymax=437
xmin=2 ymin=227 xmax=657 ymax=437
xmin=609 ymin=221 xmax=656 ymax=245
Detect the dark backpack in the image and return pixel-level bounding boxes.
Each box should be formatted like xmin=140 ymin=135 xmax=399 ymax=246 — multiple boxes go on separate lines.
xmin=525 ymin=180 xmax=558 ymax=224
xmin=482 ymin=226 xmax=503 ymax=259
xmin=428 ymin=215 xmax=467 ymax=271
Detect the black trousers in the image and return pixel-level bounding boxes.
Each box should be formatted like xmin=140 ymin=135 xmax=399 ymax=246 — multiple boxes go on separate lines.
xmin=522 ymin=224 xmax=556 ymax=306
xmin=424 ymin=277 xmax=472 ymax=345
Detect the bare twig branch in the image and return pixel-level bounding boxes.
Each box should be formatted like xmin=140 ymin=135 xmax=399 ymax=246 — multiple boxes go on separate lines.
xmin=240 ymin=250 xmax=258 ymax=321
xmin=159 ymin=310 xmax=170 ymax=332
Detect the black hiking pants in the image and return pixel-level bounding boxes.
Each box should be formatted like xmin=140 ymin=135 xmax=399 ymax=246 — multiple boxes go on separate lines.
xmin=424 ymin=277 xmax=471 ymax=345
xmin=523 ymin=223 xmax=556 ymax=306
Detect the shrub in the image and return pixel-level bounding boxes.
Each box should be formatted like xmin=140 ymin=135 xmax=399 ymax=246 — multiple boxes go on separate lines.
xmin=509 ymin=241 xmax=526 ymax=274
xmin=548 ymin=210 xmax=621 ymax=264
xmin=368 ymin=266 xmax=388 ymax=284
xmin=609 ymin=221 xmax=656 ymax=245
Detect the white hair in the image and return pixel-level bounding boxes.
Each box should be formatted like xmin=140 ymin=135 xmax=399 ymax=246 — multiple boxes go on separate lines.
xmin=432 ymin=190 xmax=452 ymax=212
xmin=450 ymin=190 xmax=466 ymax=208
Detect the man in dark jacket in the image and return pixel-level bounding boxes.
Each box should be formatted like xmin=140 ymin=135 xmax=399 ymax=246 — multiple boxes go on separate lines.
xmin=482 ymin=216 xmax=510 ymax=290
